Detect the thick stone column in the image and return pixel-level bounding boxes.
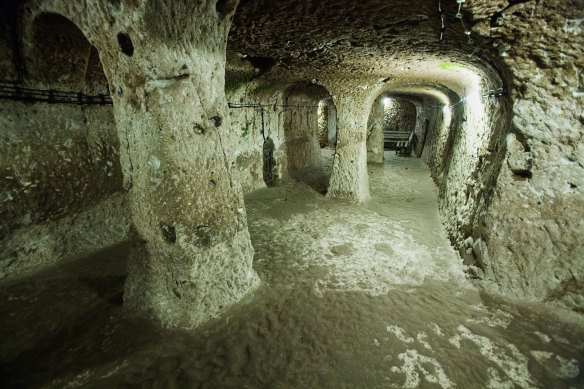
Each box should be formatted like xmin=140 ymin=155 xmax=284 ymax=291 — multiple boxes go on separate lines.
xmin=366 ymin=96 xmax=385 ymax=163
xmin=327 ymin=100 xmax=337 ymax=148
xmin=34 ymin=0 xmax=260 ymax=329
xmin=118 ymin=5 xmax=258 ymax=329
xmin=326 ymin=83 xmax=372 ymax=201
xmin=282 ymin=95 xmax=322 ymax=172
xmin=118 ymin=77 xmax=259 ymax=329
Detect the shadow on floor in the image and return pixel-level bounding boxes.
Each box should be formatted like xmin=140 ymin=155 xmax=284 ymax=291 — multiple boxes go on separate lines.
xmin=289 ymin=166 xmax=330 ymax=195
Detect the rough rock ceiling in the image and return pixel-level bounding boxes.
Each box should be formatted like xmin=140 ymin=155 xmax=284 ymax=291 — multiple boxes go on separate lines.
xmin=227 ymin=0 xmax=506 ymax=95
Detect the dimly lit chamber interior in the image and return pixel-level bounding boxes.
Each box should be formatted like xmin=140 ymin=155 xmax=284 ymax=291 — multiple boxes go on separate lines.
xmin=1 ymin=0 xmax=583 ymax=387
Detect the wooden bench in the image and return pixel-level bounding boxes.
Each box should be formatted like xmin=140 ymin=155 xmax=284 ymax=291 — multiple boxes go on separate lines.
xmin=395 ymin=140 xmax=409 ymax=156
xmin=384 ymin=131 xmax=411 ymax=153
xmin=384 ymin=131 xmax=411 ymax=141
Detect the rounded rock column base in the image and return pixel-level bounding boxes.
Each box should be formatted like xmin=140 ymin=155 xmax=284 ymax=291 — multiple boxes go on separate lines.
xmin=123 ymin=229 xmax=260 ymax=330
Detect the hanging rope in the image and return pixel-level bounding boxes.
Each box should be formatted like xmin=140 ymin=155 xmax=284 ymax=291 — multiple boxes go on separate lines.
xmin=262 ymin=137 xmax=277 ymax=186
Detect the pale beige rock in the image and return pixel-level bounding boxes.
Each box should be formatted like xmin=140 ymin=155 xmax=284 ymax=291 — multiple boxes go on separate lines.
xmin=1 ymin=0 xmax=583 ymax=325
xmin=366 ymin=95 xmax=384 ymax=163
xmin=10 ymin=0 xmax=261 ymax=329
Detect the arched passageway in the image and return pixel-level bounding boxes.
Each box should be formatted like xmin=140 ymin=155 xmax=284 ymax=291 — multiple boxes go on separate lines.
xmin=0 ymin=12 xmax=127 ymax=277
xmin=367 ymin=95 xmax=418 ymax=161
xmin=2 ymin=3 xmax=261 ymax=331
xmin=365 ymin=71 xmax=511 ymax=274
xmin=282 ymin=84 xmax=336 ymax=194
xmin=224 ymin=80 xmax=337 ymax=193
xmin=1 ymin=0 xmax=583 ymax=387
xmin=318 ymin=97 xmax=337 ymax=149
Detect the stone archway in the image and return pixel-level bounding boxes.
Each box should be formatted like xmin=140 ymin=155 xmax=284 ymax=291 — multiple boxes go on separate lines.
xmin=280 ymin=83 xmax=336 ymax=194
xmin=282 ymin=84 xmax=329 ymax=174
xmin=318 ymin=97 xmax=337 ymax=149
xmin=16 ymin=2 xmax=260 ymax=330
xmin=0 ymin=12 xmax=129 ymax=277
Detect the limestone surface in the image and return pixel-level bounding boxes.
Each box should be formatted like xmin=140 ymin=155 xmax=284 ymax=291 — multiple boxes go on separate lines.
xmin=1 ymin=0 xmax=583 ymax=331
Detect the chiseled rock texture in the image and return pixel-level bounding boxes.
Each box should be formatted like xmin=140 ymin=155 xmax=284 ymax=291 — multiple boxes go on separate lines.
xmin=317 ymin=100 xmax=330 ymax=148
xmin=282 ymin=85 xmax=327 ymax=173
xmin=0 ymin=0 xmax=582 ymax=326
xmin=0 ymin=10 xmax=129 ymax=277
xmin=95 ymin=0 xmax=259 ymax=329
xmin=317 ymin=98 xmax=337 ymax=150
xmin=1 ymin=0 xmax=260 ymax=329
xmin=383 ymin=99 xmax=417 ymax=135
xmin=325 ymin=79 xmax=380 ymax=202
xmin=0 ymin=102 xmax=129 ymax=277
xmin=227 ymin=0 xmax=584 ymax=311
xmin=466 ymin=0 xmax=584 ymax=311
xmin=366 ymin=95 xmax=385 ymax=163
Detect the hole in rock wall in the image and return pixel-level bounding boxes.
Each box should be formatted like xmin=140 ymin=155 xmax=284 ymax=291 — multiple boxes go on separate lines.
xmin=247 ymin=56 xmax=276 ymax=73
xmin=512 ymin=169 xmax=533 ymax=181
xmin=160 ymin=223 xmax=177 ymax=244
xmin=216 ymin=0 xmax=238 ymax=18
xmin=107 ymin=0 xmax=122 ymax=11
xmin=117 ymin=32 xmax=134 ymax=57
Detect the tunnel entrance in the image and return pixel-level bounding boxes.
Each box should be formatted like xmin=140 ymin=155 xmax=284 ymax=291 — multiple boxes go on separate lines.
xmin=282 ymin=84 xmax=336 ymax=194
xmin=381 ymin=97 xmax=417 ymax=153
xmin=262 ymin=136 xmax=277 ymax=186
xmin=2 ymin=0 xmax=583 ymax=386
xmin=0 ymin=12 xmax=127 ymax=278
xmin=367 ymin=95 xmax=417 ymax=162
xmin=317 ymin=97 xmax=337 ymax=149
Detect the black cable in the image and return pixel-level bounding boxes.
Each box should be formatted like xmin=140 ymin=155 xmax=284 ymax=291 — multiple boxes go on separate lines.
xmin=0 ymin=82 xmax=112 ymax=105
xmin=228 ymin=102 xmax=319 ymax=109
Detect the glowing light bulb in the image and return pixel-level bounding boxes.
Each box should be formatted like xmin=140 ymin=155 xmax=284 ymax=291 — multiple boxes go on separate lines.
xmin=383 ymin=97 xmax=392 ymax=107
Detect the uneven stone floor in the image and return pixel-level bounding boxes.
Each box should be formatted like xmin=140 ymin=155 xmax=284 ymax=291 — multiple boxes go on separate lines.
xmin=0 ymin=151 xmax=583 ymax=388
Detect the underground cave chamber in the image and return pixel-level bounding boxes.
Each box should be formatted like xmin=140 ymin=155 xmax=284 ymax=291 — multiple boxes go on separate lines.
xmin=1 ymin=0 xmax=583 ymax=387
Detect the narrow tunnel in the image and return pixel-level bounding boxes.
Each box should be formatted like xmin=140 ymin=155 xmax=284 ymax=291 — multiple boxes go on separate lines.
xmin=1 ymin=0 xmax=583 ymax=387
xmin=282 ymin=83 xmax=336 ymax=194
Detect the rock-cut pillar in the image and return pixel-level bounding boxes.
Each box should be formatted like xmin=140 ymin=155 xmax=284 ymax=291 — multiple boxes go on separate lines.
xmin=366 ymin=96 xmax=385 ymax=163
xmin=327 ymin=100 xmax=337 ymax=148
xmin=93 ymin=2 xmax=259 ymax=329
xmin=118 ymin=78 xmax=259 ymax=329
xmin=327 ymin=90 xmax=371 ymax=201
